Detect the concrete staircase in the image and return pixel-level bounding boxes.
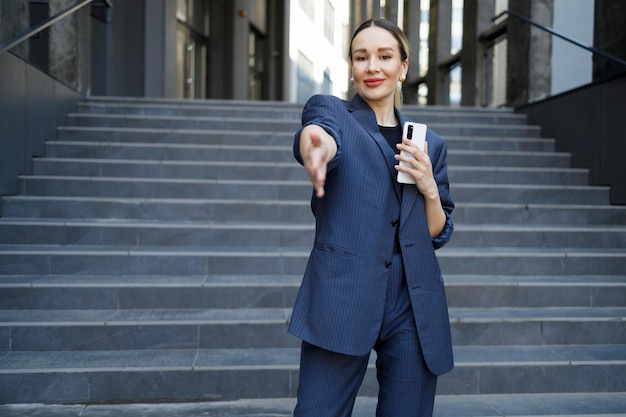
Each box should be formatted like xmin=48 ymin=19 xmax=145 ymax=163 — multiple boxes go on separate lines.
xmin=0 ymin=97 xmax=625 ymax=416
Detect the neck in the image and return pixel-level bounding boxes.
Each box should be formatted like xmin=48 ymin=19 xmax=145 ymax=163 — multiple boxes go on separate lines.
xmin=366 ymin=99 xmax=397 ymax=127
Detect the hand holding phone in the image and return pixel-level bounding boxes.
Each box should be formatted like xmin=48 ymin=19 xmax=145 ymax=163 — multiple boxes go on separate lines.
xmin=397 ymin=122 xmax=427 ymax=184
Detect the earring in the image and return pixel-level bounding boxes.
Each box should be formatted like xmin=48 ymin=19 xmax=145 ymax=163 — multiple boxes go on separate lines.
xmin=400 ymin=74 xmax=406 ymax=82
xmin=350 ymin=77 xmax=354 ymax=83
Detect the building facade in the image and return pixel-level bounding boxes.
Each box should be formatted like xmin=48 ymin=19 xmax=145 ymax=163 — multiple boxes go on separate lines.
xmin=2 ymin=0 xmax=621 ymax=104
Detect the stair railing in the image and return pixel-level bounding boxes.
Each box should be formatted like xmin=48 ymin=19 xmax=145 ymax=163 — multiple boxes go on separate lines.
xmin=0 ymin=0 xmax=112 ymax=202
xmin=482 ymin=10 xmax=626 ymax=107
xmin=428 ymin=9 xmax=626 ymax=107
xmin=0 ymin=0 xmax=112 ymax=56
xmin=493 ymin=9 xmax=626 ymax=69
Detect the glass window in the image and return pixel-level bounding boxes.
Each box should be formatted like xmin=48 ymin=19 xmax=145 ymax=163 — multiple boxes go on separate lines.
xmin=297 ymin=51 xmax=316 ymax=102
xmin=324 ymin=1 xmax=335 ymax=43
xmin=299 ymin=0 xmax=315 ymax=20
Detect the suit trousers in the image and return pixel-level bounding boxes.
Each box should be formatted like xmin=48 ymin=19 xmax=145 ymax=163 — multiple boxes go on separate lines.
xmin=293 ymin=253 xmax=438 ymax=417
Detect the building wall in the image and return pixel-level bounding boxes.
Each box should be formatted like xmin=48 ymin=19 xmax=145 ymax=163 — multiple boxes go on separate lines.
xmin=519 ymin=73 xmax=626 ymax=204
xmin=0 ymin=52 xmax=79 ymax=200
xmin=288 ymin=0 xmax=350 ymax=102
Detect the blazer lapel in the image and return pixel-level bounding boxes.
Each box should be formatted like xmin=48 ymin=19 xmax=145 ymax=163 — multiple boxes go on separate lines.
xmin=347 ymin=95 xmax=402 ymax=200
xmin=395 ymin=111 xmax=421 ymax=221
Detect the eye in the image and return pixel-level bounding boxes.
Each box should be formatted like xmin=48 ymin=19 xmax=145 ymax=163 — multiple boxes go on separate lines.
xmin=355 ymin=56 xmax=367 ymax=62
xmin=381 ymin=55 xmax=391 ymax=60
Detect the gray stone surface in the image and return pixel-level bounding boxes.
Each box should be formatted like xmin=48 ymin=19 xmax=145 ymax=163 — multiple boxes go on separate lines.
xmin=2 ymin=393 xmax=626 ymax=416
xmin=0 ymin=98 xmax=625 ymax=412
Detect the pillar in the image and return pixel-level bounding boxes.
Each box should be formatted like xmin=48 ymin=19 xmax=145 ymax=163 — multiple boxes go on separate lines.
xmin=49 ymin=0 xmax=91 ymax=93
xmin=402 ymin=0 xmax=422 ymax=104
xmin=461 ymin=0 xmax=495 ymax=106
xmin=593 ymin=0 xmax=626 ymax=81
xmin=0 ymin=0 xmax=30 ymax=58
xmin=427 ymin=0 xmax=452 ymax=105
xmin=506 ymin=0 xmax=553 ymax=107
xmin=385 ymin=0 xmax=399 ymax=23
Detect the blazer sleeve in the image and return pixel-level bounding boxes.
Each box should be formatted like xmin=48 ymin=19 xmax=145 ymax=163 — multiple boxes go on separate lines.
xmin=428 ymin=131 xmax=454 ymax=250
xmin=293 ymin=94 xmax=344 ymax=172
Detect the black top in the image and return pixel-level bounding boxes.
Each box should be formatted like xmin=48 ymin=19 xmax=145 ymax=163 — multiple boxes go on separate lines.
xmin=378 ymin=125 xmax=402 ymax=153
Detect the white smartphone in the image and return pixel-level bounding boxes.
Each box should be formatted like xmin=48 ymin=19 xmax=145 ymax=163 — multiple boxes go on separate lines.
xmin=397 ymin=122 xmax=427 ymax=184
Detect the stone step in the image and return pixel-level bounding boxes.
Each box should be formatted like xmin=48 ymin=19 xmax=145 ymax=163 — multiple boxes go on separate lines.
xmin=31 ymin=158 xmax=588 ymax=185
xmin=1 ymin=345 xmax=625 ymax=403
xmin=1 ymin=274 xmax=624 ymax=310
xmin=76 ymin=101 xmax=529 ymax=125
xmin=0 ymin=245 xmax=624 ymax=275
xmin=42 ymin=141 xmax=569 ymax=167
xmin=56 ymin=126 xmax=555 ymax=152
xmin=2 ymin=392 xmax=626 ymax=416
xmin=0 ymin=196 xmax=315 ymax=223
xmin=0 ymin=220 xmax=624 ymax=248
xmin=2 ymin=97 xmax=623 ymax=409
xmin=18 ymin=176 xmax=312 ymax=200
xmin=80 ymin=96 xmax=517 ymax=114
xmin=65 ymin=113 xmax=541 ymax=137
xmin=17 ymin=176 xmax=607 ymax=204
xmin=450 ymin=184 xmax=609 ymax=205
xmin=4 ymin=196 xmax=625 ymax=225
xmin=1 ymin=307 xmax=624 ymax=350
xmin=454 ymin=203 xmax=626 ymax=225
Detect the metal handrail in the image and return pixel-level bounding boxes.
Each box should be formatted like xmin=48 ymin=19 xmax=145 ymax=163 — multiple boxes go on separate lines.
xmin=494 ymin=9 xmax=626 ymax=68
xmin=0 ymin=0 xmax=112 ymax=55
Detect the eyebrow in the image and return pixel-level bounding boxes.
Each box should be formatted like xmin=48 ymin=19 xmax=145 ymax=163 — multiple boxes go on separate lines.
xmin=353 ymin=47 xmax=396 ymax=54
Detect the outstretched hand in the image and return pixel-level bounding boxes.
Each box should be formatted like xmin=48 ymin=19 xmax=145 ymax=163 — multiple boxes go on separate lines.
xmin=300 ymin=125 xmax=337 ymax=198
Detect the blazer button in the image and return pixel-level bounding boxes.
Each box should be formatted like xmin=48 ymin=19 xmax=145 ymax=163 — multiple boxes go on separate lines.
xmin=385 ymin=261 xmax=392 ymax=268
xmin=391 ymin=219 xmax=399 ymax=227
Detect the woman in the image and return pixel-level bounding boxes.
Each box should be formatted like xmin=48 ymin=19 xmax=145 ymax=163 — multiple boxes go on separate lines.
xmin=288 ymin=18 xmax=455 ymax=417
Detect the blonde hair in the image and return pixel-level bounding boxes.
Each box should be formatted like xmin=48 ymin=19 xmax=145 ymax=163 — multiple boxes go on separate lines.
xmin=349 ymin=18 xmax=410 ymax=107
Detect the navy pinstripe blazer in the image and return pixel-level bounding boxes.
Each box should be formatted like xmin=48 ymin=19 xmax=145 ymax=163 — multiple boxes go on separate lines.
xmin=288 ymin=94 xmax=455 ymax=376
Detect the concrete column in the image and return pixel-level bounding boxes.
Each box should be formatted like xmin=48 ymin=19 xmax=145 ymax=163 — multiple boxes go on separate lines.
xmin=232 ymin=0 xmax=250 ymax=99
xmin=372 ymin=0 xmax=382 ymax=19
xmin=461 ymin=0 xmax=495 ymax=106
xmin=266 ymin=0 xmax=286 ymax=101
xmin=528 ymin=0 xmax=552 ymax=103
xmin=144 ymin=0 xmax=166 ymax=98
xmin=49 ymin=0 xmax=91 ymax=93
xmin=593 ymin=0 xmax=626 ymax=81
xmin=506 ymin=0 xmax=553 ymax=106
xmin=1 ymin=0 xmax=30 ymax=58
xmin=402 ymin=0 xmax=422 ymax=104
xmin=427 ymin=0 xmax=452 ymax=105
xmin=352 ymin=0 xmax=378 ymax=25
xmin=385 ymin=0 xmax=399 ymax=23
xmin=162 ymin=1 xmax=178 ymax=98
xmin=90 ymin=2 xmax=114 ymax=96
xmin=143 ymin=1 xmax=177 ymax=98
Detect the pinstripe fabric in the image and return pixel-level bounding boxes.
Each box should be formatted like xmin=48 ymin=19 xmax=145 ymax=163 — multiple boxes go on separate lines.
xmin=294 ymin=253 xmax=437 ymax=417
xmin=288 ymin=94 xmax=455 ymax=377
xmin=294 ymin=341 xmax=370 ymax=417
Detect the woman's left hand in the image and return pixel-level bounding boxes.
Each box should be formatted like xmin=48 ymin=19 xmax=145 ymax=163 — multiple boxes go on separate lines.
xmin=395 ymin=139 xmax=439 ymax=200
xmin=395 ymin=139 xmax=446 ymax=237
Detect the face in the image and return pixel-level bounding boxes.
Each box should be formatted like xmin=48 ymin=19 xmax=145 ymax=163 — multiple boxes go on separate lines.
xmin=351 ymin=26 xmax=408 ymax=108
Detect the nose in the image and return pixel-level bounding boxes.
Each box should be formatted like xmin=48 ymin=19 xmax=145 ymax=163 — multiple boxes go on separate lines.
xmin=367 ymin=57 xmax=380 ymax=72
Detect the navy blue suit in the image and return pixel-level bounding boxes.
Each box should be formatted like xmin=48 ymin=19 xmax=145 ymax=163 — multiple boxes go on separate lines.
xmin=288 ymin=94 xmax=455 ymax=416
